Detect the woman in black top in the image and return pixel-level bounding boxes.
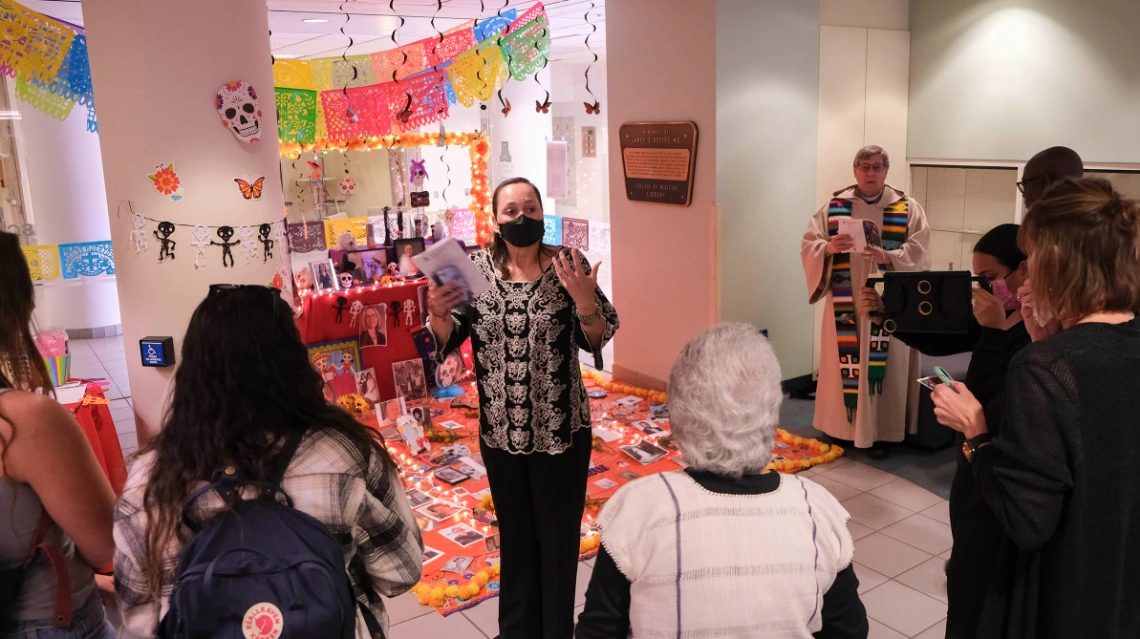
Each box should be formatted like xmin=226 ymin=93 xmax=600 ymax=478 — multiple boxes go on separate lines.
xmin=933 ymin=178 xmax=1140 ymax=639
xmin=428 ymin=177 xmax=618 ymax=639
xmin=856 ymin=224 xmax=1031 ymax=639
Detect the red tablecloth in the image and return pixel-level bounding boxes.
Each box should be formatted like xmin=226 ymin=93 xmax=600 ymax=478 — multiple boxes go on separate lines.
xmin=296 ymin=280 xmax=430 ymax=402
xmin=65 ymin=384 xmax=127 ymax=496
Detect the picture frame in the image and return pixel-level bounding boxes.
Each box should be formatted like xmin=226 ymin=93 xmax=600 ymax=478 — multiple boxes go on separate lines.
xmin=393 ymin=238 xmax=427 ymax=277
xmin=310 ymin=259 xmax=340 ymax=292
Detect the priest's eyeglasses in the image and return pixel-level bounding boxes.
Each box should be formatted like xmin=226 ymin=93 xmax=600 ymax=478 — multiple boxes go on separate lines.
xmin=856 ymin=163 xmax=887 ymax=174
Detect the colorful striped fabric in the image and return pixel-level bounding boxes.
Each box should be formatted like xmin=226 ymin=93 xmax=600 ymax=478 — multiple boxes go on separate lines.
xmin=827 ymin=197 xmax=910 ymax=421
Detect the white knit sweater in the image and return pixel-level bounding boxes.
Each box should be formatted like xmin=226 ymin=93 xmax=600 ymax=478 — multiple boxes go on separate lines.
xmin=597 ymin=471 xmax=854 ymax=639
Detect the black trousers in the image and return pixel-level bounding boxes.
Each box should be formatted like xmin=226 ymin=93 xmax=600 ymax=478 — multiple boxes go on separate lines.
xmin=482 ymin=426 xmax=593 ymax=639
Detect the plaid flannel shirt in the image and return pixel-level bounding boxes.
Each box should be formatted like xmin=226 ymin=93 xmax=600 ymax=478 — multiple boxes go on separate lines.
xmin=113 ymin=429 xmax=423 ymax=638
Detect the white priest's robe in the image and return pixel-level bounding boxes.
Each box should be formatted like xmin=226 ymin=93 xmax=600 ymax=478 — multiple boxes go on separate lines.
xmin=801 ymin=185 xmax=931 ymax=448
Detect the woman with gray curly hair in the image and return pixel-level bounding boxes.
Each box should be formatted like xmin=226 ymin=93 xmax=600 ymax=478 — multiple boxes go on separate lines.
xmin=576 ymin=323 xmax=868 ymax=639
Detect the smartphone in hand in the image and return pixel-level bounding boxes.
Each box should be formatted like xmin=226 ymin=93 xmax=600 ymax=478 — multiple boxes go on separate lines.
xmin=918 ymin=366 xmax=956 ymax=391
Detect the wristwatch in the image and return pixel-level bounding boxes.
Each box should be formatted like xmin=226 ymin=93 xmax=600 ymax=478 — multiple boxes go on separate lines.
xmin=962 ymin=434 xmax=993 ymax=463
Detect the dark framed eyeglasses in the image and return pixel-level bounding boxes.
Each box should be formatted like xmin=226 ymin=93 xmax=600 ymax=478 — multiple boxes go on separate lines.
xmin=1016 ymin=174 xmax=1046 ymax=195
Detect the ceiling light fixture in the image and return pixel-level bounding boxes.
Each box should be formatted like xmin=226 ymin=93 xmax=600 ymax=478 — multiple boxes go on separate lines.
xmin=302 ymin=18 xmax=329 ymax=23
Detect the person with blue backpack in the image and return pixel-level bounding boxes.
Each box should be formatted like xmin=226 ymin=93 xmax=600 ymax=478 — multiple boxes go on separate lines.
xmin=113 ymin=284 xmax=424 ymax=638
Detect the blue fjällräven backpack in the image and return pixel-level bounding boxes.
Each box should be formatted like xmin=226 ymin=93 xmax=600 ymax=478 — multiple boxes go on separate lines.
xmin=157 ymin=430 xmax=365 ymax=639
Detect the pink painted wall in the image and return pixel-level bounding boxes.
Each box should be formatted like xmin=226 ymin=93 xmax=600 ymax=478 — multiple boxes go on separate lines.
xmin=84 ymin=0 xmax=286 ymax=440
xmin=606 ymin=0 xmax=718 ymax=388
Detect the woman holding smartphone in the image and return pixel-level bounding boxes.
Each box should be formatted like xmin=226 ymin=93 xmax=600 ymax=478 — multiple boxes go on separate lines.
xmin=855 ymin=223 xmax=1031 ymax=638
xmin=428 ymin=177 xmax=619 ymax=639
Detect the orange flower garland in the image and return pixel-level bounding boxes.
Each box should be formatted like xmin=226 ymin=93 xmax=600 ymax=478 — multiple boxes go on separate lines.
xmin=280 ymin=132 xmax=493 ymax=246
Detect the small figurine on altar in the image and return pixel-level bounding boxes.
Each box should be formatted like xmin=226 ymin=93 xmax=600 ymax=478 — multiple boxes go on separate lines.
xmin=295 ymin=267 xmax=314 ymax=294
xmin=336 ymin=231 xmax=357 ymax=251
xmin=386 ymin=262 xmax=403 ymax=281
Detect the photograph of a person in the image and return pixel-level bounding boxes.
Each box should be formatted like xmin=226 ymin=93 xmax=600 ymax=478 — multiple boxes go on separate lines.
xmin=485 ymin=534 xmax=502 ymax=554
xmin=405 ymin=489 xmax=432 ymax=509
xmin=418 ymin=500 xmax=463 ymax=522
xmin=358 ymin=248 xmax=391 ymax=282
xmin=633 ymin=420 xmax=666 ymax=436
xmin=411 ymin=404 xmax=433 ymax=432
xmin=310 ymin=259 xmax=339 ymax=292
xmin=393 ymin=358 xmax=428 ymax=401
xmin=441 ymin=524 xmax=485 ymax=548
xmin=377 ymin=397 xmax=406 ymax=430
xmin=620 ymin=439 xmax=669 ymax=465
xmin=359 ymin=304 xmax=388 ymax=347
xmin=441 ymin=556 xmax=474 ymax=575
xmin=454 ymin=460 xmax=486 ymax=480
xmin=433 ymin=467 xmax=469 ymax=485
xmin=394 ymin=238 xmax=426 ymax=277
xmin=355 ymin=368 xmax=381 ymax=405
xmin=423 ymin=546 xmax=444 ymax=566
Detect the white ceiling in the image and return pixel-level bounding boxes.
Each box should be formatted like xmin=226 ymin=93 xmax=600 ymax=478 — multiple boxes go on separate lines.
xmin=25 ymin=0 xmax=605 ymax=61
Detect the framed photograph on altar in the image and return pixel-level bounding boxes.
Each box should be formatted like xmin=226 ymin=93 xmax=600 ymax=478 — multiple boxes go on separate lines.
xmin=355 ymin=368 xmax=381 ymax=405
xmin=393 ymin=358 xmax=429 ymax=401
xmin=359 ymin=304 xmax=388 ymax=348
xmin=307 ymin=340 xmax=361 ymax=400
xmin=394 ymin=238 xmax=426 ymax=278
xmin=410 ymin=403 xmax=434 ymax=432
xmin=346 ymin=248 xmax=391 ymax=282
xmin=310 ymin=259 xmax=340 ymax=292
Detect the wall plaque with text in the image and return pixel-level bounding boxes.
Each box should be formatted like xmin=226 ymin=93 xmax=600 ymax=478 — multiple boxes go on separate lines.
xmin=618 ymin=121 xmax=698 ymax=206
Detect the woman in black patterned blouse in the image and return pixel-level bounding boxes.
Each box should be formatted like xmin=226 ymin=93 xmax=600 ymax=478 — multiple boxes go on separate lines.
xmin=428 ymin=177 xmax=619 ymax=639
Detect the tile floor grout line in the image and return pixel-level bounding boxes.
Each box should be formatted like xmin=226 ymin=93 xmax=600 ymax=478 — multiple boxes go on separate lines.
xmin=861 ymin=579 xmax=947 ymax=637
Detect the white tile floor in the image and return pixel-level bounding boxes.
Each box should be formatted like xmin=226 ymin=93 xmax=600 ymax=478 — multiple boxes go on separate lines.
xmin=72 ymin=336 xmax=950 ymax=638
xmin=69 ymin=336 xmax=137 ymax=457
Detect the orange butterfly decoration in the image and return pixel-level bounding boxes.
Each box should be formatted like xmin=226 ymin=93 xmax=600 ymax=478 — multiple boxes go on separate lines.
xmin=234 ymin=177 xmax=265 ymax=200
xmin=535 ymin=99 xmax=551 ymax=114
xmin=584 ymin=101 xmax=601 ymax=115
xmin=501 ymin=98 xmax=512 ymax=116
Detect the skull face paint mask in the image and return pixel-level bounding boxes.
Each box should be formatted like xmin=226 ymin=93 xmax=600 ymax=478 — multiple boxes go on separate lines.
xmin=216 ymin=81 xmax=262 ymax=144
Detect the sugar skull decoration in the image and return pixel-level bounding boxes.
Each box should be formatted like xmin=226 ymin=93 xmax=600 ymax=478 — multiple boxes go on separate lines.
xmin=338 ymin=271 xmax=355 ymax=289
xmin=216 ymin=81 xmax=262 ymax=144
xmin=339 ymin=177 xmax=357 ymax=200
xmin=409 ymin=159 xmax=429 ymax=188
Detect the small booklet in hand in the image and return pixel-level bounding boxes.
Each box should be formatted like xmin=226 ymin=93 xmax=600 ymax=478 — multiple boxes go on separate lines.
xmin=837 ymin=218 xmax=881 ymax=252
xmin=413 ymin=237 xmax=490 ymax=304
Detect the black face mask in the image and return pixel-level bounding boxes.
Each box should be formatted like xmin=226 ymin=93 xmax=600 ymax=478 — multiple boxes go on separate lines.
xmin=498 ymin=214 xmax=545 ymax=248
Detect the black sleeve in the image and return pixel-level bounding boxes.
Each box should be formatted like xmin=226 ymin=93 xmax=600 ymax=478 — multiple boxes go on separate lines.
xmin=575 ymin=547 xmax=631 ymax=639
xmin=964 ymin=327 xmax=1018 ymax=406
xmin=814 ymin=564 xmax=869 ymax=639
xmin=972 ymin=354 xmax=1075 ymax=551
xmin=890 ymin=317 xmax=981 ymax=357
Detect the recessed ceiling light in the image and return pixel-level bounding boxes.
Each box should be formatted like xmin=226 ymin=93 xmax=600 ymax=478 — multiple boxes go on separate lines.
xmin=302 ymin=18 xmax=328 ymax=23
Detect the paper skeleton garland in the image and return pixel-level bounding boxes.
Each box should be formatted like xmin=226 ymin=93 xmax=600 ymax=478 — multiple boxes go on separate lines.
xmin=190 ymin=225 xmax=210 ymax=269
xmin=349 ymin=300 xmax=365 ymax=327
xmin=258 ymin=223 xmax=274 ymax=262
xmin=130 ymin=213 xmax=148 ymax=253
xmin=216 ymin=81 xmax=262 ymax=144
xmin=238 ymin=225 xmax=257 ymax=263
xmin=210 ymin=226 xmax=240 ymax=268
xmin=154 ymin=221 xmax=177 ymax=261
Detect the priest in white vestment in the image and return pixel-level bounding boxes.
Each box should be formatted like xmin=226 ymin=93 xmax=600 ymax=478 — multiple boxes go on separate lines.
xmin=801 ymin=145 xmax=931 ymax=453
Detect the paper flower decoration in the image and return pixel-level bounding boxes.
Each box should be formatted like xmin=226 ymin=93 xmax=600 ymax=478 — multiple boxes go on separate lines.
xmin=148 ymin=163 xmax=184 ymax=200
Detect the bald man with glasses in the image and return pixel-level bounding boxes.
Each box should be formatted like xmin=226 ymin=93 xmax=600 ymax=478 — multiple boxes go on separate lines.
xmin=802 ymin=145 xmax=931 ymax=458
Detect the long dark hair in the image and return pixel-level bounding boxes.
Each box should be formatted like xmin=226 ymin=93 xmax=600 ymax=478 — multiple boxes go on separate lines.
xmin=0 ymin=231 xmax=53 ymax=474
xmin=488 ymin=177 xmax=558 ymax=279
xmin=141 ymin=286 xmax=392 ymax=596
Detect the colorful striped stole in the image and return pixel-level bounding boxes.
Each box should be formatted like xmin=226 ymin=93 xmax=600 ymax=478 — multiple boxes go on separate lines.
xmin=827 ymin=196 xmax=910 ymax=421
